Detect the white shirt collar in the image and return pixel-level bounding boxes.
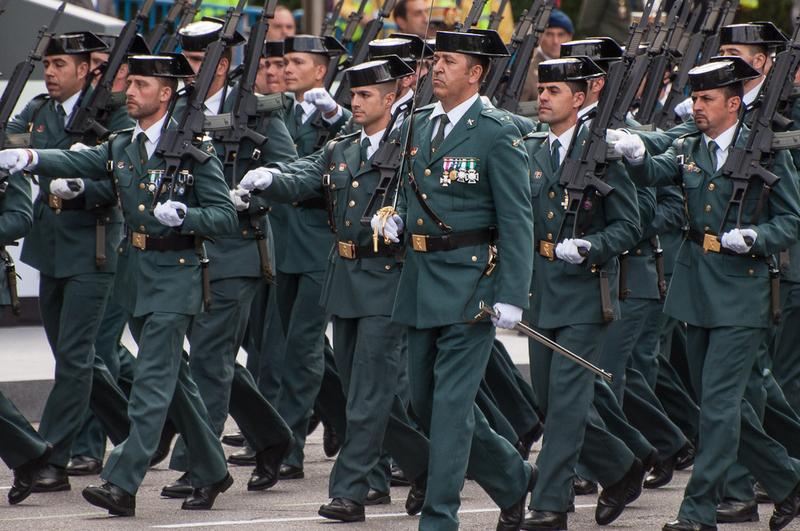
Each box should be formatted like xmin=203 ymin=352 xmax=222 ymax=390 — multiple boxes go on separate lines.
xmin=296 ymin=98 xmax=316 ymax=123
xmin=132 ymin=112 xmax=168 ymax=159
xmin=58 ymin=91 xmax=81 ymax=122
xmin=547 ymin=125 xmax=576 ymax=163
xmin=743 ymin=78 xmax=765 ymax=107
xmin=204 ymin=87 xmax=225 ymax=116
xmin=359 ymin=128 xmax=386 ymax=160
xmin=429 ymin=92 xmax=480 ymax=128
xmin=704 ymin=122 xmax=738 ymax=153
xmin=578 ymin=101 xmax=598 ymax=121
xmin=392 ymin=89 xmax=414 ymax=114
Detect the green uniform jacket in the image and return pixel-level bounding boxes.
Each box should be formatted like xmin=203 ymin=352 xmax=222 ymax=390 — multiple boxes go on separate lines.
xmin=7 ymin=92 xmax=131 ymax=277
xmin=189 ymin=84 xmax=299 ymax=282
xmin=624 ymin=186 xmax=659 ymax=300
xmin=523 ymin=128 xmax=642 ymax=328
xmin=264 ymin=131 xmax=403 ymax=318
xmin=625 ymin=128 xmax=800 ymax=328
xmin=0 ymin=173 xmax=33 ymax=306
xmin=393 ymin=98 xmax=534 ymax=328
xmin=268 ymin=91 xmax=351 ymax=274
xmin=33 ymin=122 xmax=237 ymax=317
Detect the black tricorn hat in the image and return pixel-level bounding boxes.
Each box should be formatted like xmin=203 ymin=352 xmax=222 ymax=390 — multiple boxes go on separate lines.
xmin=720 ymin=22 xmax=788 ymax=47
xmin=371 ymin=33 xmax=434 ymax=65
xmin=284 ymin=35 xmax=347 ymax=56
xmin=178 ymin=17 xmax=246 ymax=52
xmin=688 ymin=56 xmax=761 ymax=91
xmin=435 ymin=29 xmax=509 ymax=57
xmin=561 ymin=37 xmax=623 ymax=72
xmin=425 ymin=37 xmax=436 ymax=53
xmin=45 ymin=31 xmax=108 ymax=56
xmin=344 ymin=55 xmax=414 ymax=88
xmin=263 ymin=40 xmax=285 ymax=58
xmin=538 ymin=56 xmax=605 ymax=83
xmin=96 ymin=33 xmax=152 ymax=57
xmin=128 ymin=53 xmax=196 ymax=78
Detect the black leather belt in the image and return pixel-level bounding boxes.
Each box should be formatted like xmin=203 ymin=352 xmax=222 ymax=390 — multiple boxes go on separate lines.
xmin=410 ymin=227 xmax=497 ymax=253
xmin=293 ymin=197 xmax=326 ymax=210
xmin=337 ymin=240 xmax=401 ymax=260
xmin=131 ymin=231 xmax=195 ymax=252
xmin=40 ymin=192 xmax=85 ymax=211
xmin=686 ymin=229 xmax=763 ymax=257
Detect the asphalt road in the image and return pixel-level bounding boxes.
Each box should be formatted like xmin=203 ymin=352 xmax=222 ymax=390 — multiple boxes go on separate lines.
xmin=1 ymin=423 xmax=798 ymax=531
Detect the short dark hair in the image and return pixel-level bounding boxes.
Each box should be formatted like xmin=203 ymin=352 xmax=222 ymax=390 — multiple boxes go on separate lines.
xmin=721 ymin=82 xmax=744 ymax=103
xmin=158 ymin=76 xmax=179 ymax=96
xmin=73 ymin=52 xmax=91 ymax=66
xmin=394 ymin=0 xmax=409 ymax=20
xmin=566 ymin=80 xmax=588 ymax=95
xmin=467 ymin=55 xmax=491 ymax=83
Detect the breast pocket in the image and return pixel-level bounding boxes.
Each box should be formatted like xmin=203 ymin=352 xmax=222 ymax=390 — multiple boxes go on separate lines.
xmin=114 ymin=167 xmax=135 ymax=189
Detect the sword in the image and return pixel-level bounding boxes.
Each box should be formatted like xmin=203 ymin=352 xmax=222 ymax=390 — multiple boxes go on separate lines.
xmin=475 ymin=301 xmax=613 ymax=383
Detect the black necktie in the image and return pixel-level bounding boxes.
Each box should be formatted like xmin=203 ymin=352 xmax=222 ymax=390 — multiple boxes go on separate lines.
xmin=550 ymin=139 xmax=561 ymax=173
xmin=136 ymin=132 xmax=149 ymax=163
xmin=294 ymin=104 xmax=305 ymax=127
xmin=56 ymin=103 xmax=66 ymax=124
xmin=708 ymin=140 xmax=719 ymax=171
xmin=360 ymin=137 xmax=370 ymax=162
xmin=431 ymin=115 xmax=449 ymax=155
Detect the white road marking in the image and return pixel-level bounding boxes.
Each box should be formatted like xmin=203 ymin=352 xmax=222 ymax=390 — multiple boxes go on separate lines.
xmin=0 ymin=511 xmax=106 ymax=522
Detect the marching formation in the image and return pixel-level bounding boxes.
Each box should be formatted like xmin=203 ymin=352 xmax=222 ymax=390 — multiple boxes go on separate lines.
xmin=3 ymin=1 xmax=800 ymax=530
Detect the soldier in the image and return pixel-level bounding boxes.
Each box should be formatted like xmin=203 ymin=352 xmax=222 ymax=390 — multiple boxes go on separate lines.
xmin=520 ymin=56 xmax=646 ymax=531
xmin=270 ymin=34 xmax=352 ymax=479
xmin=240 ymin=54 xmax=431 ymax=523
xmin=0 ymin=170 xmax=53 ymax=506
xmin=3 ymin=31 xmax=130 ymax=493
xmin=255 ymin=41 xmax=287 ymax=94
xmin=612 ymin=56 xmax=800 ymax=531
xmin=371 ymin=29 xmax=536 ymax=531
xmin=0 ymin=53 xmax=237 ymax=516
xmin=158 ymin=17 xmax=296 ymax=497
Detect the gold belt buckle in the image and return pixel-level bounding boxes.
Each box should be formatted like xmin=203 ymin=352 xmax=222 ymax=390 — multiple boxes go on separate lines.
xmin=132 ymin=231 xmax=147 ymax=251
xmin=48 ymin=194 xmax=63 ymax=211
xmin=337 ymin=241 xmax=356 ymax=259
xmin=539 ymin=240 xmax=555 ymax=260
xmin=702 ymin=233 xmax=721 ymax=254
xmin=411 ymin=234 xmax=428 ymax=252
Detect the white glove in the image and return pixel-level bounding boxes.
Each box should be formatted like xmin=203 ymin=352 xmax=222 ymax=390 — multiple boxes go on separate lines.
xmin=303 ymin=87 xmax=338 ymax=114
xmin=50 ymin=178 xmax=85 ymax=199
xmin=230 ymin=187 xmax=250 ymax=212
xmin=370 ymin=213 xmax=404 ymax=243
xmin=69 ymin=142 xmax=91 ymax=151
xmin=720 ymin=228 xmax=757 ymax=254
xmin=606 ymin=129 xmax=627 ymax=144
xmin=0 ymin=149 xmax=32 ymax=173
xmin=491 ymin=302 xmax=523 ymax=330
xmin=154 ymin=200 xmax=187 ymax=227
xmin=556 ymin=238 xmax=591 ymax=264
xmin=613 ymin=132 xmax=646 ymax=163
xmin=239 ymin=167 xmax=274 ymax=191
xmin=674 ymin=97 xmax=694 ymax=120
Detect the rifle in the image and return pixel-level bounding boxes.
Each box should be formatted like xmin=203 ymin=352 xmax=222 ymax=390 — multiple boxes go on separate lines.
xmin=159 ymin=0 xmax=204 ymax=53
xmin=151 ymin=0 xmax=247 ymax=210
xmin=323 ymin=0 xmax=369 ymax=89
xmin=320 ymin=0 xmax=344 ymax=37
xmin=698 ymin=0 xmax=739 ymax=65
xmin=636 ymin=0 xmax=690 ymax=124
xmin=655 ymin=0 xmax=725 ymax=129
xmin=482 ymin=0 xmax=552 ymax=112
xmin=487 ymin=0 xmax=509 ymax=31
xmin=147 ymin=0 xmax=188 ymax=53
xmin=65 ymin=0 xmax=157 ymax=144
xmin=415 ymin=0 xmax=489 ymax=106
xmin=717 ymin=20 xmax=800 ymax=239
xmin=333 ymin=0 xmax=398 ymax=106
xmin=0 ymin=1 xmax=66 ymax=192
xmin=0 ymin=0 xmax=10 ymax=18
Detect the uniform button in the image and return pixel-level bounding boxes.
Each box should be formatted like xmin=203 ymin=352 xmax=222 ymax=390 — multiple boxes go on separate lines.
xmin=138 ymin=183 xmax=145 ymax=189
xmin=242 ymin=229 xmax=248 ymax=236
xmin=179 ymin=258 xmax=186 ymax=264
xmin=748 ymin=268 xmax=755 ymax=275
xmin=635 ymin=249 xmax=642 ymax=256
xmin=138 ymin=204 xmax=145 ymax=212
xmin=345 ymin=220 xmax=352 ymax=227
xmin=708 ymin=183 xmax=716 ymax=191
xmin=348 ymin=200 xmax=356 ymax=207
xmin=352 ymin=181 xmax=359 ymax=188
xmin=546 ymin=211 xmax=554 ymax=220
xmin=330 ymin=183 xmax=336 ymax=190
xmin=417 ymin=218 xmax=424 ymax=226
xmin=548 ymin=191 xmax=556 ymax=199
xmin=471 ymin=256 xmax=478 ymax=262
xmin=546 ymin=232 xmax=553 ymax=241
xmin=384 ymin=264 xmax=391 ymax=270
xmin=421 ymin=193 xmax=427 ymax=200
xmin=424 ymin=169 xmax=431 ymax=176
xmin=704 ymin=204 xmax=712 ymax=213
xmin=291 ymin=201 xmax=299 ymax=206
xmin=139 ymin=225 xmax=145 ymax=232
xmin=704 ymin=225 xmax=711 ymax=232
xmin=118 ymin=247 xmax=123 ymax=253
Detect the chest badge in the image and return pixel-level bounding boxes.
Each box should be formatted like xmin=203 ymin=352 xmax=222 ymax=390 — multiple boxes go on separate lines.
xmin=466 ymin=118 xmax=475 ymax=126
xmin=339 ymin=162 xmax=347 ymax=172
xmin=683 ymin=161 xmax=701 ymax=173
xmin=117 ymin=161 xmax=125 ymax=169
xmin=410 ymin=146 xmax=418 ymax=157
xmin=534 ymin=170 xmax=543 ymax=180
xmin=35 ymin=124 xmax=45 ymax=133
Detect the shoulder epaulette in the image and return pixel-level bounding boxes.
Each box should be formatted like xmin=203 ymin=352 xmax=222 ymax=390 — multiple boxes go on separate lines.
xmin=523 ymin=131 xmax=548 ymax=140
xmin=678 ymin=130 xmax=702 ymax=139
xmin=480 ymin=106 xmax=513 ymax=125
xmin=32 ymin=93 xmax=50 ymax=101
xmin=413 ymin=103 xmax=436 ymax=114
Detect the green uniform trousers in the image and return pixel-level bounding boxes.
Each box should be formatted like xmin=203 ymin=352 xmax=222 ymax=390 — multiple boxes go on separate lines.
xmin=771 ymin=281 xmax=800 ymax=413
xmin=529 ymin=324 xmax=635 ymax=512
xmin=0 ymin=391 xmax=49 ymax=470
xmin=408 ymin=322 xmax=532 ymax=531
xmin=275 ymin=270 xmax=328 ymax=469
xmin=679 ymin=325 xmax=800 ymax=525
xmin=328 ymin=316 xmax=428 ymax=502
xmin=477 ymin=386 xmax=520 ymax=445
xmin=37 ymin=272 xmax=113 ymax=467
xmin=171 ymin=277 xmax=291 ymax=471
xmin=101 ymin=312 xmax=227 ymax=495
xmin=655 ymin=315 xmax=700 ymax=441
xmin=243 ymin=280 xmax=285 ymax=404
xmin=483 ymin=340 xmax=541 ymax=439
